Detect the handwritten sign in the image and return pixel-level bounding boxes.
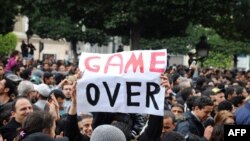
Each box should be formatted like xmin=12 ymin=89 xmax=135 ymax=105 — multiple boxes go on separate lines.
xmin=77 ymin=49 xmax=167 ymax=116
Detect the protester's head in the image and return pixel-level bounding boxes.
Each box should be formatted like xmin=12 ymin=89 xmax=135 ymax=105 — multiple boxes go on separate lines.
xmin=170 ymin=103 xmax=184 ymax=118
xmin=90 ymin=125 xmax=126 ymax=141
xmin=230 ymin=95 xmax=245 ymax=108
xmin=192 ymin=96 xmax=213 ymax=122
xmin=0 ymin=63 xmax=4 ymax=77
xmin=224 ymin=86 xmax=237 ymax=100
xmin=43 ymin=72 xmax=54 ymax=85
xmin=10 ymin=50 xmax=20 ymax=58
xmin=161 ymin=131 xmax=185 ymax=141
xmin=1 ymin=75 xmax=17 ymax=97
xmin=35 ymin=84 xmax=50 ymax=99
xmin=210 ymin=87 xmax=225 ymax=107
xmin=162 ymin=111 xmax=176 ymax=135
xmin=210 ymin=123 xmax=224 ymax=141
xmin=62 ymin=82 xmax=73 ymax=99
xmin=20 ymin=68 xmax=32 ymax=80
xmin=214 ymin=110 xmax=235 ymax=125
xmin=78 ymin=114 xmax=93 ymax=138
xmin=217 ymin=100 xmax=234 ymax=112
xmin=11 ymin=97 xmax=33 ymax=123
xmin=17 ymin=81 xmax=37 ymax=103
xmin=18 ymin=111 xmax=56 ymax=140
xmin=49 ymin=89 xmax=65 ymax=114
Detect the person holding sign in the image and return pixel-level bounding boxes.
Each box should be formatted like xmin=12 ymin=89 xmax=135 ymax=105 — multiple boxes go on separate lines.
xmin=63 ymin=71 xmax=171 ymax=141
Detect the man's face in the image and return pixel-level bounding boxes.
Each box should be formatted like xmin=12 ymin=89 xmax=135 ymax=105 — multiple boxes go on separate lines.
xmin=0 ymin=66 xmax=4 ymax=76
xmin=63 ymin=84 xmax=72 ymax=99
xmin=195 ymin=105 xmax=213 ymax=122
xmin=162 ymin=117 xmax=175 ymax=134
xmin=82 ymin=117 xmax=93 ymax=137
xmin=214 ymin=93 xmax=225 ymax=106
xmin=12 ymin=98 xmax=33 ymax=123
xmin=0 ymin=79 xmax=6 ymax=95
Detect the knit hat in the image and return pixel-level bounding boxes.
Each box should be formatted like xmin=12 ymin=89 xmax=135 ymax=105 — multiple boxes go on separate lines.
xmin=90 ymin=125 xmax=126 ymax=141
xmin=35 ymin=84 xmax=50 ymax=98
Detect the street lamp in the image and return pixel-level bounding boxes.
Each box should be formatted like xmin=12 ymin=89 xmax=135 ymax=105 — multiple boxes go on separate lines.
xmin=196 ymin=35 xmax=209 ymax=67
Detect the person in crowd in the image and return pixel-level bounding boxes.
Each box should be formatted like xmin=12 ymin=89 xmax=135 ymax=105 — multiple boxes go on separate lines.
xmin=5 ymin=50 xmax=21 ymax=72
xmin=15 ymin=111 xmax=68 ymax=141
xmin=43 ymin=71 xmax=55 ymax=90
xmin=161 ymin=111 xmax=176 ymax=137
xmin=235 ymin=85 xmax=249 ymax=98
xmin=49 ymin=89 xmax=66 ymax=116
xmin=0 ymin=63 xmax=4 ymax=80
xmin=161 ymin=131 xmax=185 ymax=141
xmin=21 ymin=40 xmax=28 ymax=60
xmin=230 ymin=95 xmax=245 ymax=109
xmin=62 ymin=81 xmax=73 ymax=114
xmin=224 ymin=86 xmax=237 ymax=101
xmin=17 ymin=80 xmax=37 ymax=104
xmin=217 ymin=100 xmax=234 ymax=113
xmin=27 ymin=43 xmax=36 ymax=59
xmin=176 ymin=96 xmax=214 ymax=141
xmin=0 ymin=97 xmax=33 ymax=141
xmin=210 ymin=123 xmax=224 ymax=141
xmin=0 ymin=75 xmax=16 ymax=105
xmin=90 ymin=125 xmax=126 ymax=141
xmin=234 ymin=99 xmax=250 ymax=125
xmin=34 ymin=83 xmax=51 ymax=110
xmin=214 ymin=110 xmax=235 ymax=125
xmin=170 ymin=103 xmax=184 ymax=120
xmin=78 ymin=114 xmax=93 ymax=138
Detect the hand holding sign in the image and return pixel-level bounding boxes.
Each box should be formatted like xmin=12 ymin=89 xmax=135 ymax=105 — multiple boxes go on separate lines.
xmin=160 ymin=74 xmax=170 ymax=89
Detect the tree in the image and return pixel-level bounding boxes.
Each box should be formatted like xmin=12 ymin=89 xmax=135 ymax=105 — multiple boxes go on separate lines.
xmin=0 ymin=0 xmax=19 ymax=35
xmin=20 ymin=0 xmax=250 ymax=58
xmin=0 ymin=33 xmax=18 ymax=56
xmin=21 ymin=0 xmax=109 ymax=63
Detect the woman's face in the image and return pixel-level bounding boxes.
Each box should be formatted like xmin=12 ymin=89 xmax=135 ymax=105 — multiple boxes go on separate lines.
xmin=224 ymin=117 xmax=235 ymax=125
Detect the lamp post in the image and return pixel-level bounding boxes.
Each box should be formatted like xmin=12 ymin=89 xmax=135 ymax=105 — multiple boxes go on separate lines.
xmin=196 ymin=35 xmax=209 ymax=67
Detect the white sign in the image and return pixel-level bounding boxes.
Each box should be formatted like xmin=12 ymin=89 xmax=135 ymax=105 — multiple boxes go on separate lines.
xmin=77 ymin=49 xmax=167 ymax=116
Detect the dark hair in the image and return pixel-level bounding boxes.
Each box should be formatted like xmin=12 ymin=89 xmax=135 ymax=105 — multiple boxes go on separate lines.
xmin=186 ymin=96 xmax=199 ymax=111
xmin=3 ymin=75 xmax=17 ymax=96
xmin=230 ymin=96 xmax=245 ymax=107
xmin=193 ymin=96 xmax=213 ymax=109
xmin=224 ymin=86 xmax=235 ymax=99
xmin=180 ymin=87 xmax=193 ymax=102
xmin=49 ymin=89 xmax=65 ymax=99
xmin=10 ymin=50 xmax=20 ymax=58
xmin=217 ymin=100 xmax=233 ymax=112
xmin=210 ymin=123 xmax=224 ymax=141
xmin=161 ymin=131 xmax=185 ymax=141
xmin=16 ymin=111 xmax=54 ymax=140
xmin=43 ymin=72 xmax=53 ymax=82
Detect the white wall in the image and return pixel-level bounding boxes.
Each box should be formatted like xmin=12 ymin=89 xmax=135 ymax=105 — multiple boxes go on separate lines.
xmin=237 ymin=55 xmax=250 ymax=71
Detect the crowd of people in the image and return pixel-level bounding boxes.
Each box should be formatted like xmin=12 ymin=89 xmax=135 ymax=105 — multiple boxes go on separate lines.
xmin=0 ymin=49 xmax=250 ymax=141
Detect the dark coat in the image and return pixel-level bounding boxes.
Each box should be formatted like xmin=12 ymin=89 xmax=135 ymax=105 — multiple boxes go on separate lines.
xmin=176 ymin=112 xmax=208 ymax=141
xmin=0 ymin=118 xmax=21 ymax=141
xmin=64 ymin=114 xmax=89 ymax=141
xmin=138 ymin=115 xmax=163 ymax=141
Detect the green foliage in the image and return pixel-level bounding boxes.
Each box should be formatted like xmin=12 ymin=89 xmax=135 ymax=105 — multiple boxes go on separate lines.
xmin=0 ymin=33 xmax=18 ymax=56
xmin=203 ymin=51 xmax=233 ymax=69
xmin=0 ymin=0 xmax=19 ymax=34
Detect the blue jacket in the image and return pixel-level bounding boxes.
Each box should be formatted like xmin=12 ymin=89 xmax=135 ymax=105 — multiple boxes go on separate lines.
xmin=235 ymin=101 xmax=250 ymax=125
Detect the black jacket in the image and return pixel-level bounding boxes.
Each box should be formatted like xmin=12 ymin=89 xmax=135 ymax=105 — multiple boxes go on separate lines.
xmin=0 ymin=118 xmax=21 ymax=141
xmin=64 ymin=114 xmax=89 ymax=141
xmin=176 ymin=112 xmax=208 ymax=141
